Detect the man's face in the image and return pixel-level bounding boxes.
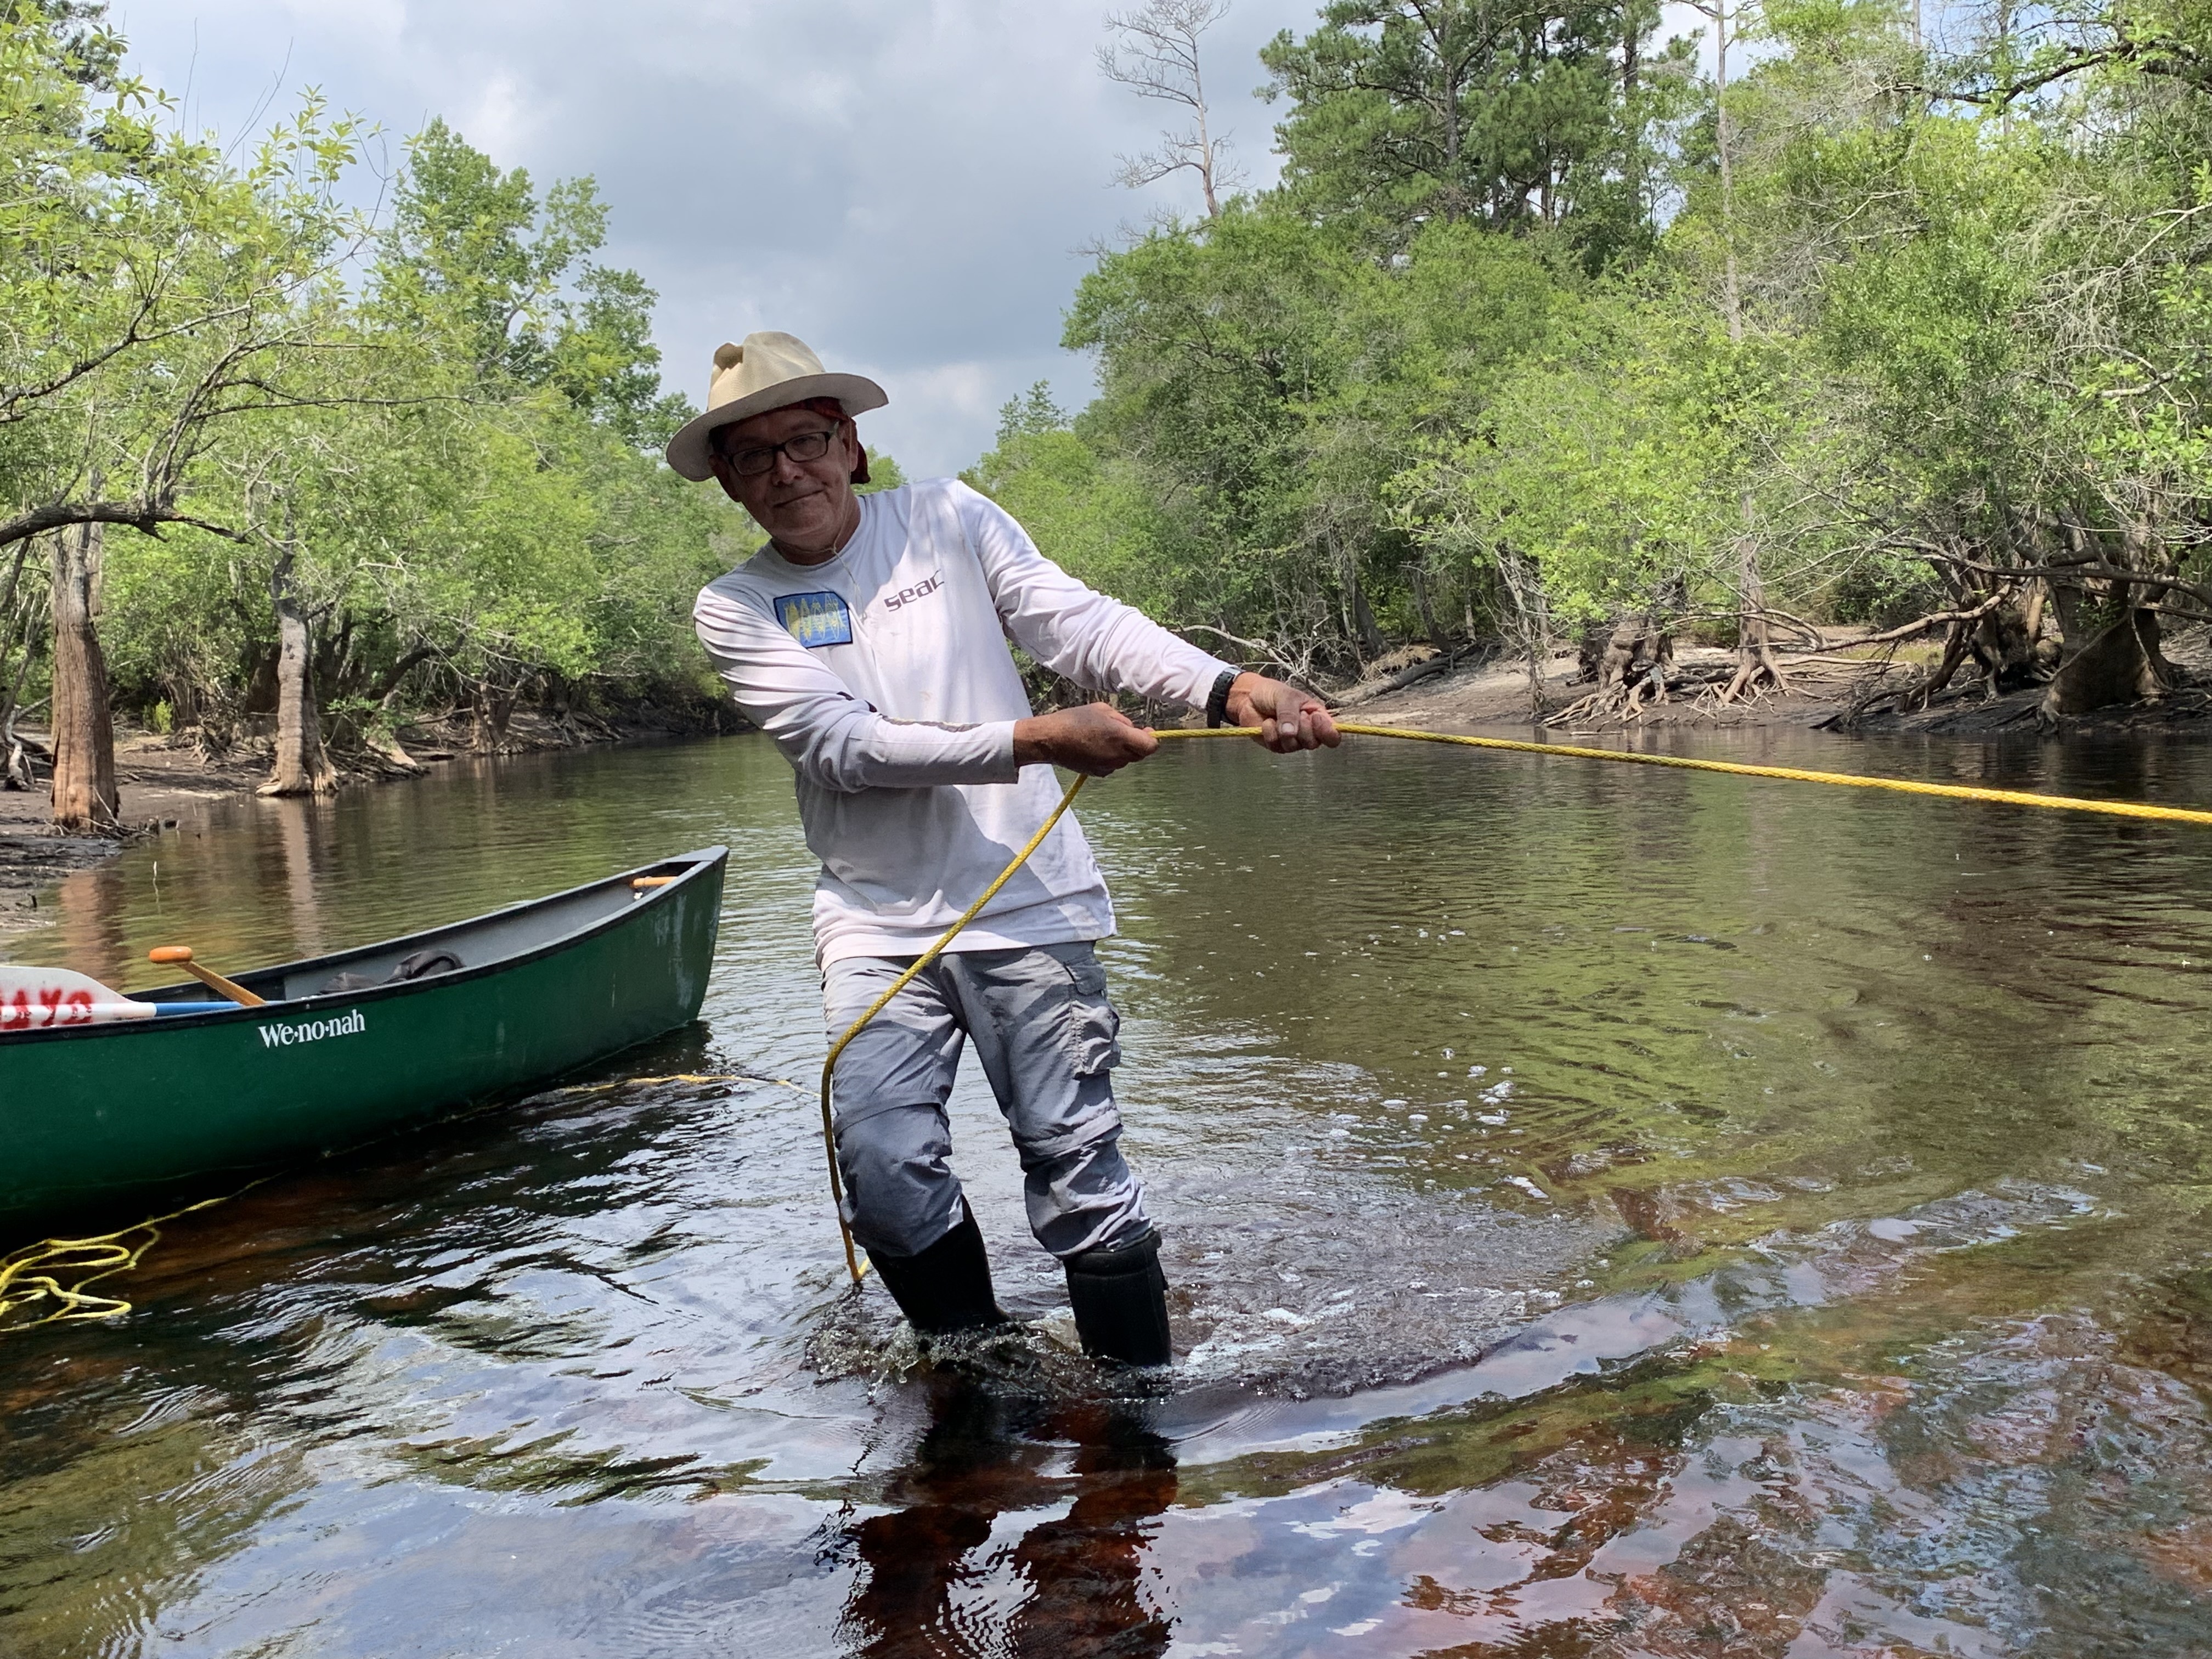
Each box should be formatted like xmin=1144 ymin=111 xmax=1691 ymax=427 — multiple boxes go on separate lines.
xmin=708 ymin=404 xmax=862 ymax=551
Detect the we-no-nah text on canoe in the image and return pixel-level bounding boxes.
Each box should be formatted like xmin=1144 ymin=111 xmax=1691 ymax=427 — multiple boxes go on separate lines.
xmin=259 ymin=1011 xmax=367 ymax=1047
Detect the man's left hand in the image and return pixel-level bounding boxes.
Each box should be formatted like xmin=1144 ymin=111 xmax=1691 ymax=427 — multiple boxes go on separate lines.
xmin=1226 ymin=673 xmax=1340 ymax=753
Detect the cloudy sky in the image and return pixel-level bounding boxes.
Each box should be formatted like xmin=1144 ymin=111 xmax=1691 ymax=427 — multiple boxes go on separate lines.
xmin=117 ymin=0 xmax=1333 ymax=478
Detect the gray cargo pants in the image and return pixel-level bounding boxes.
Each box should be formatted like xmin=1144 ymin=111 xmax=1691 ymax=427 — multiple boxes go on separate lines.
xmin=823 ymin=940 xmax=1151 ymax=1261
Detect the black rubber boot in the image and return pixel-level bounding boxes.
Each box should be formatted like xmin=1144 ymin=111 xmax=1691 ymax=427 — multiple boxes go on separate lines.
xmin=1064 ymin=1229 xmax=1173 ymax=1367
xmin=867 ymin=1204 xmax=1010 ymax=1337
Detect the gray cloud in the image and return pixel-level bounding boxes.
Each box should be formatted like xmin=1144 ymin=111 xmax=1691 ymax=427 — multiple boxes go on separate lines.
xmin=121 ymin=0 xmax=1314 ymax=477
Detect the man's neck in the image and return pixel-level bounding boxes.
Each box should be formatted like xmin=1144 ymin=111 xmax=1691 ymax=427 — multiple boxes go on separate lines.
xmin=770 ymin=493 xmax=863 ymax=567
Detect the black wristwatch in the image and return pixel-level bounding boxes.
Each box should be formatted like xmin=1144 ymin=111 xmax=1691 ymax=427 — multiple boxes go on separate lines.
xmin=1204 ymin=668 xmax=1240 ymax=729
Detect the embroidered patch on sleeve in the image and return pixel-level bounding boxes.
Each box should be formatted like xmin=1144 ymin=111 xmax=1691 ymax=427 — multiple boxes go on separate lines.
xmin=773 ymin=590 xmax=856 ymax=648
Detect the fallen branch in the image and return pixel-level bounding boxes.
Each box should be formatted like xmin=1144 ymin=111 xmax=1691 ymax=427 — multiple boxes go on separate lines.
xmin=1336 ymin=644 xmax=1483 ymax=708
xmin=1668 ymin=605 xmax=1831 ymax=650
xmin=1931 ymin=556 xmax=2210 ymax=609
xmin=1170 ymin=623 xmax=1310 ymax=683
xmin=1782 ymin=591 xmax=2017 ymax=658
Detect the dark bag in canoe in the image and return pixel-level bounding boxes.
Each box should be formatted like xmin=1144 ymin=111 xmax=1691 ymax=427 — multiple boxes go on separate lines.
xmin=318 ymin=948 xmax=464 ymax=996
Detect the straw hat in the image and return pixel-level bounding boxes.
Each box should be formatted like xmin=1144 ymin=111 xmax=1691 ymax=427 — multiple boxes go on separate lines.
xmin=664 ymin=331 xmax=888 ymax=481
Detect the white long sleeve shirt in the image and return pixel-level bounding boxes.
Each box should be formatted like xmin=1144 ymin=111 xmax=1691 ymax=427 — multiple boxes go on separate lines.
xmin=693 ymin=478 xmax=1235 ymax=966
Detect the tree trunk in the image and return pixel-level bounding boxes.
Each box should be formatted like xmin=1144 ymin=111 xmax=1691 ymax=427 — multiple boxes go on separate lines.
xmin=1193 ymin=50 xmax=1221 ymax=217
xmin=261 ymin=547 xmax=336 ymax=797
xmin=1713 ymin=0 xmax=1741 ymax=343
xmin=1961 ymin=597 xmax=2045 ymax=696
xmin=471 ymin=680 xmax=517 ymax=753
xmin=0 ymin=537 xmax=35 ymax=745
xmin=368 ymin=642 xmax=438 ymax=706
xmin=1623 ymin=0 xmax=1644 ymax=229
xmin=1720 ymin=505 xmax=1788 ymax=701
xmin=362 ymin=726 xmax=425 ymax=776
xmin=3 ymin=613 xmax=43 ymax=791
xmin=1345 ymin=572 xmax=1386 ymax=664
xmin=1408 ymin=563 xmax=1447 ymax=645
xmin=48 ymin=522 xmax=120 ymax=830
xmin=1496 ymin=541 xmax=1553 ymax=715
xmin=0 ymin=538 xmax=30 ymax=675
xmin=1586 ymin=614 xmax=1673 ymax=701
xmin=2041 ymin=609 xmax=2172 ymax=718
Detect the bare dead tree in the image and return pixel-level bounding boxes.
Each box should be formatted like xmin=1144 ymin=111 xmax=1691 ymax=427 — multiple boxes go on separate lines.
xmin=1684 ymin=0 xmax=1753 ymax=342
xmin=1098 ymin=0 xmax=1243 ymax=217
xmin=1493 ymin=540 xmax=1555 ymax=715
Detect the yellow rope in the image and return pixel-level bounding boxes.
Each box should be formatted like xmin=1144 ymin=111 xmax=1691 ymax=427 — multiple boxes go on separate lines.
xmin=25 ymin=716 xmax=2204 ymax=1323
xmin=1163 ymin=722 xmax=2212 ymax=828
xmin=0 ymin=1189 xmax=244 ymax=1332
xmin=812 ymin=715 xmax=2212 ymax=1284
xmin=817 ymin=775 xmax=1092 ymax=1283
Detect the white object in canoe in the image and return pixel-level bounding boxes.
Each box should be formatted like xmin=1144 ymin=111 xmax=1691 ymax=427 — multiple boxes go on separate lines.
xmin=0 ymin=964 xmax=158 ymax=1030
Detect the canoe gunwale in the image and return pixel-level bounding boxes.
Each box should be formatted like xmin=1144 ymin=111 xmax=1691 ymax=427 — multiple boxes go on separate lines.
xmin=0 ymin=845 xmax=730 ymax=1050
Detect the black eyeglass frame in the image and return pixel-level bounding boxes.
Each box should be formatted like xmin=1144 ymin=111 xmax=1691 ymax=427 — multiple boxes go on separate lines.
xmin=712 ymin=424 xmax=845 ymax=478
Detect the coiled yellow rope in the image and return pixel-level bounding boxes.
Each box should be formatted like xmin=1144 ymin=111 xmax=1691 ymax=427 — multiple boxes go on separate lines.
xmin=0 ymin=1190 xmax=241 ymax=1331
xmin=812 ymin=716 xmax=2212 ymax=1283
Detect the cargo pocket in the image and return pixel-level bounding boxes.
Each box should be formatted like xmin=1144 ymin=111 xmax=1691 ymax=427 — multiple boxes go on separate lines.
xmin=1054 ymin=946 xmax=1122 ymax=1077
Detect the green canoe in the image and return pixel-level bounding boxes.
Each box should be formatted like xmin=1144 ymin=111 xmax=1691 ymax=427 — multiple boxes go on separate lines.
xmin=0 ymin=847 xmax=728 ymax=1233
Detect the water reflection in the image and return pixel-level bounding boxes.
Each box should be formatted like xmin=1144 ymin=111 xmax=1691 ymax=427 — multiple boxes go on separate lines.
xmin=840 ymin=1384 xmax=1176 ymax=1658
xmin=4 ymin=727 xmax=2212 ymax=1655
xmin=274 ymin=794 xmax=324 ymax=957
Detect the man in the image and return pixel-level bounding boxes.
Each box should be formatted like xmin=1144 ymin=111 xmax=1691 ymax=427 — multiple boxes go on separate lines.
xmin=672 ymin=331 xmax=1336 ymax=1365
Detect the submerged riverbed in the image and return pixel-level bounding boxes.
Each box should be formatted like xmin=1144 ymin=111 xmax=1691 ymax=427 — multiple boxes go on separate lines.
xmin=4 ymin=726 xmax=2212 ymax=1656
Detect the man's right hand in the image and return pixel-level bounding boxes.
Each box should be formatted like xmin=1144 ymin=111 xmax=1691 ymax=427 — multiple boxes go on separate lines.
xmin=1012 ymin=703 xmax=1160 ymax=776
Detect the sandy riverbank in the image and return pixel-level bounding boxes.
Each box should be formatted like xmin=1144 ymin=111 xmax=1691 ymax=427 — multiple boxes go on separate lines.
xmin=1344 ymin=623 xmax=2212 ymax=738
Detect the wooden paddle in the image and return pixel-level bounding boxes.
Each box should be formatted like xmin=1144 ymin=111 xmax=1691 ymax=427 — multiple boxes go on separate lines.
xmin=148 ymin=946 xmax=266 ymax=1008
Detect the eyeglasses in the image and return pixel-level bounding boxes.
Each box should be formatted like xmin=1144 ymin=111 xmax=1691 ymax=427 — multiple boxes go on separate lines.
xmin=718 ymin=427 xmax=840 ymax=478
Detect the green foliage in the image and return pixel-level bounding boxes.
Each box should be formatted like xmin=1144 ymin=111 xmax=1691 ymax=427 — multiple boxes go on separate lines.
xmin=374 ymin=118 xmax=695 ymax=449
xmin=997 ymin=381 xmax=1070 ymax=444
xmin=980 ymin=0 xmax=2212 ymax=682
xmin=858 ymin=449 xmax=907 ymax=496
xmin=0 ymin=10 xmax=368 ymax=529
xmin=15 ymin=0 xmax=2212 ymax=746
xmin=966 ymin=426 xmax=1170 ymax=621
xmin=0 ymin=10 xmax=746 ymax=755
xmin=1259 ymin=0 xmax=1687 ymax=268
xmin=999 ymin=206 xmax=1572 ymax=670
xmin=1400 ymin=291 xmax=1857 ymax=630
xmin=26 ymin=0 xmax=119 ymax=87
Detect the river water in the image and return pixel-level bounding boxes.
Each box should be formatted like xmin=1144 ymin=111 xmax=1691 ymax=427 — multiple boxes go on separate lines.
xmin=4 ymin=726 xmax=2212 ymax=1656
